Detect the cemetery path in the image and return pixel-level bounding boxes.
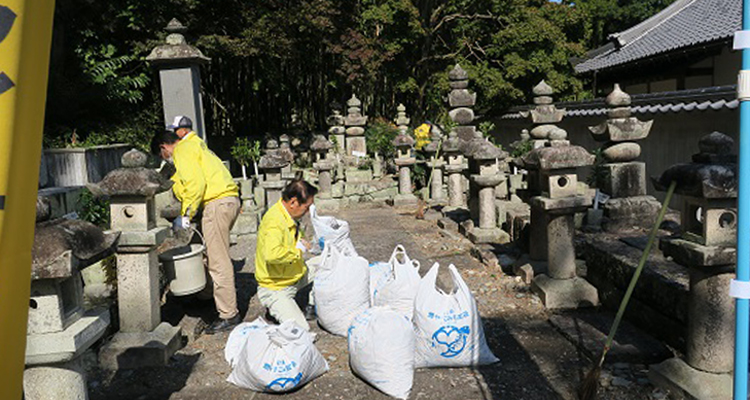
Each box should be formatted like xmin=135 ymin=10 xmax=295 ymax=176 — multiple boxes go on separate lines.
xmin=89 ymin=205 xmax=661 ymax=400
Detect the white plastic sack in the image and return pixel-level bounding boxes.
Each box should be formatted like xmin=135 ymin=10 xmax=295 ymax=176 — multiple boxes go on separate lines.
xmin=348 ymin=307 xmax=415 ymax=399
xmin=372 ymin=245 xmax=421 ymax=319
xmin=309 ymin=204 xmax=358 ymax=255
xmin=226 ymin=319 xmax=329 ymax=392
xmin=413 ymin=263 xmax=499 ymax=368
xmin=225 ymin=319 xmax=268 ymax=368
xmin=368 ymin=261 xmax=391 ymax=304
xmin=314 ymin=244 xmax=370 ymax=336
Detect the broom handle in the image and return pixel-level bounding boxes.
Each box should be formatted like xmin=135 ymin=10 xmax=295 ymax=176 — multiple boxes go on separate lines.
xmin=597 ymin=180 xmax=677 ymax=367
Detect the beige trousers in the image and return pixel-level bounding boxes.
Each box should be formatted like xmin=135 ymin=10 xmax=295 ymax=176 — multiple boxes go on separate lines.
xmin=202 ymin=196 xmax=240 ymax=319
xmin=257 ymin=259 xmax=317 ymax=331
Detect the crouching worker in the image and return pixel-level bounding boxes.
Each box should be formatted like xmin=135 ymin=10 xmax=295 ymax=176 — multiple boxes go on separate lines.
xmin=255 ymin=179 xmax=318 ymax=330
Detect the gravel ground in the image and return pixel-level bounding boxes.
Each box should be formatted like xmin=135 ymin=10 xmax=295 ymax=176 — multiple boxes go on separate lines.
xmin=89 ymin=204 xmax=670 ymax=400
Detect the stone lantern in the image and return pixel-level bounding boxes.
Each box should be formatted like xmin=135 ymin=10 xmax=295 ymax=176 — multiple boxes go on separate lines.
xmin=326 ymin=103 xmax=346 ymax=155
xmin=147 ymin=18 xmax=210 ymax=142
xmin=392 ymin=131 xmax=418 ymax=206
xmin=311 ymin=135 xmax=334 ymax=198
xmin=90 ymin=149 xmax=182 ymax=369
xmin=278 ymin=134 xmax=296 ymax=181
xmin=518 ymin=144 xmax=599 ymax=309
xmin=442 ymin=130 xmax=467 ymax=210
xmin=649 ymin=132 xmax=736 ymax=400
xmin=464 ymin=138 xmax=508 ymax=243
xmin=24 ymin=206 xmax=118 ymax=400
xmin=423 ymin=128 xmax=445 ymax=203
xmin=259 ymin=139 xmax=290 ymax=207
xmin=589 ymin=84 xmax=659 ymax=231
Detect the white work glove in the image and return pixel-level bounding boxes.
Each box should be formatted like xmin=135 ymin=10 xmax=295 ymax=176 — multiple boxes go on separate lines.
xmin=172 ymin=216 xmax=191 ymax=231
xmin=296 ymin=239 xmax=309 ymax=253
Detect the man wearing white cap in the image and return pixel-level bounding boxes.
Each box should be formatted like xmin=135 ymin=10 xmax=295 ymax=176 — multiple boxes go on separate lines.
xmin=155 ymin=116 xmax=241 ymax=334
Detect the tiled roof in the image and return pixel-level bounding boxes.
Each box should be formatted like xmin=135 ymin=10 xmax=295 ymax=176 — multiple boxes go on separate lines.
xmin=574 ymin=0 xmax=740 ymax=74
xmin=501 ymin=85 xmax=738 ymax=119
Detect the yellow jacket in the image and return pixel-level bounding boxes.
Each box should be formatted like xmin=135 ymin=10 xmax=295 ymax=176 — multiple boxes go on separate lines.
xmin=171 ymin=132 xmax=239 ymax=218
xmin=255 ymin=200 xmax=306 ymax=290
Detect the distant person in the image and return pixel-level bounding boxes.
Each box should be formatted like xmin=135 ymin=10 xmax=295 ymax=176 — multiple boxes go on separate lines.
xmin=255 ymin=179 xmax=318 ymax=330
xmin=151 ymin=116 xmax=241 ymax=334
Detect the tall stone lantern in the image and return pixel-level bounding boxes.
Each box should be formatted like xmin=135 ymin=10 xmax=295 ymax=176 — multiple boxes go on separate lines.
xmin=392 ymin=131 xmax=418 ymax=206
xmin=518 ymin=144 xmax=599 ymax=309
xmin=91 ymin=149 xmax=182 ymax=369
xmin=344 ymin=94 xmax=368 ymax=159
xmin=311 ymin=135 xmax=334 ymax=198
xmin=147 ymin=18 xmax=210 ymax=142
xmin=649 ymin=132 xmax=737 ymax=400
xmin=442 ymin=130 xmax=467 ymax=210
xmin=464 ymin=139 xmax=508 ymax=243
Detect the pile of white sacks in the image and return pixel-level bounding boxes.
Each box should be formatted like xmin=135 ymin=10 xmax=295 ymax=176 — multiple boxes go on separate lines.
xmin=224 ymin=205 xmax=498 ymax=398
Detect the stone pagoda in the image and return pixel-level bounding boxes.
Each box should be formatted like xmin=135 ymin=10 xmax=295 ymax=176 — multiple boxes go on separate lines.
xmin=91 ymin=149 xmax=182 ymax=369
xmin=648 ymin=132 xmax=736 ymax=400
xmin=518 ymin=144 xmax=599 ymax=309
xmin=24 ymin=202 xmax=118 ymax=399
xmin=519 ymin=80 xmax=567 ymax=149
xmin=344 ymin=94 xmax=368 ymax=159
xmin=392 ymin=129 xmax=418 ymax=206
xmin=589 ymin=84 xmax=659 ymax=231
xmin=448 ymin=64 xmax=478 ymax=142
xmin=146 ymin=18 xmax=210 ymax=142
xmin=259 ymin=139 xmax=290 ymax=207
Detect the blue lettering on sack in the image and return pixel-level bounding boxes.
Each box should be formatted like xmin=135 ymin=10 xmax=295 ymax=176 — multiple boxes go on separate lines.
xmin=266 ymin=372 xmax=303 ymax=391
xmin=426 ymin=310 xmax=470 ymax=323
xmin=431 ymin=325 xmax=470 ymax=358
xmin=319 ymin=237 xmax=325 ymax=250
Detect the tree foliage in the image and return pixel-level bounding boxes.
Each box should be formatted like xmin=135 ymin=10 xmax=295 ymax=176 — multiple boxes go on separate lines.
xmin=45 ymin=0 xmax=674 ymax=155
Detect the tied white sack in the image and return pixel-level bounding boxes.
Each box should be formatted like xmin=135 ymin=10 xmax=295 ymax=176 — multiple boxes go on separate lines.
xmin=226 ymin=319 xmax=329 ymax=392
xmin=314 ymin=244 xmax=370 ymax=336
xmin=371 ymin=245 xmax=421 ymax=319
xmin=348 ymin=307 xmax=415 ymax=400
xmin=413 ymin=263 xmax=499 ymax=368
xmin=225 ymin=319 xmax=268 ymax=368
xmin=309 ymin=204 xmax=358 ymax=255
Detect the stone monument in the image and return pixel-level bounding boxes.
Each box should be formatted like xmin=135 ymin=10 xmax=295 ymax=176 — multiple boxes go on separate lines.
xmin=589 ymin=84 xmax=660 ymax=231
xmin=423 ymin=127 xmax=445 ymax=204
xmin=326 ymin=103 xmax=346 ymax=155
xmin=448 ymin=64 xmax=478 ymax=142
xmin=519 ymin=80 xmax=566 ymax=149
xmin=648 ymin=132 xmax=736 ymax=400
xmin=519 ymin=144 xmax=599 ymax=309
xmin=278 ymin=134 xmax=296 ymax=181
xmin=311 ymin=135 xmax=334 ymax=199
xmin=147 ymin=18 xmax=210 ymax=142
xmin=92 ymin=149 xmax=182 ymax=369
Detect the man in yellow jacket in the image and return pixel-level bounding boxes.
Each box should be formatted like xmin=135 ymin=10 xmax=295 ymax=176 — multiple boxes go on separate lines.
xmin=255 ymin=179 xmax=318 ymax=330
xmin=153 ymin=116 xmax=241 ymax=334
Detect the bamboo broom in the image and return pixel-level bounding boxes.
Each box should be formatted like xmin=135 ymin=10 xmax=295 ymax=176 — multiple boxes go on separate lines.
xmin=578 ymin=180 xmax=677 ymax=400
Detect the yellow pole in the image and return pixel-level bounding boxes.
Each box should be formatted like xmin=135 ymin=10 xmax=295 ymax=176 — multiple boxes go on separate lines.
xmin=0 ymin=1 xmax=55 ymax=398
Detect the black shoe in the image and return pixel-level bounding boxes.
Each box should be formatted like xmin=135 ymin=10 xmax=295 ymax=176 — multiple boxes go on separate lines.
xmin=304 ymin=305 xmax=317 ymax=321
xmin=204 ymin=315 xmax=241 ymax=335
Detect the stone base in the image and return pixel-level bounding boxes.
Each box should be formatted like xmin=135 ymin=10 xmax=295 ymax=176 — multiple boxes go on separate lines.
xmin=26 ymin=309 xmax=110 ymax=365
xmin=467 ymin=227 xmax=509 ymax=244
xmin=531 ymin=275 xmax=599 ymax=309
xmin=437 ymin=217 xmax=459 ymax=232
xmin=602 ymin=195 xmax=661 ymax=232
xmin=24 ymin=358 xmax=87 ymax=400
xmin=230 ymin=210 xmax=259 ymax=236
xmin=391 ymin=193 xmax=418 ymax=207
xmin=99 ymin=322 xmax=182 ymax=370
xmin=648 ymin=358 xmax=732 ymax=400
xmin=315 ymin=197 xmax=341 ymax=213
